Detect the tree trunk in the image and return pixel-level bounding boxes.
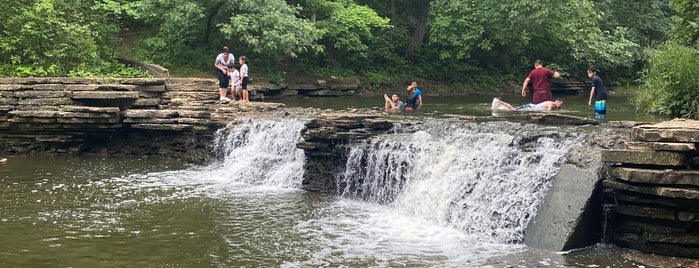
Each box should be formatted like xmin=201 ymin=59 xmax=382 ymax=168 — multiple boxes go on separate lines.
xmin=406 ymin=7 xmax=429 ymax=60
xmin=390 ymin=0 xmax=396 ymax=22
xmin=204 ymin=1 xmax=227 ymax=44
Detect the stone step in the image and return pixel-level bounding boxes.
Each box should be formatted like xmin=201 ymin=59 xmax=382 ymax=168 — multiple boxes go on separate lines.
xmin=624 ymin=141 xmax=696 ymax=152
xmin=603 ymin=179 xmax=699 ymax=199
xmin=124 ymin=117 xmax=213 ymax=125
xmin=601 ymin=149 xmax=688 ymax=166
xmin=609 ymin=203 xmax=699 ymax=222
xmin=631 ymin=119 xmax=699 ymax=142
xmin=72 ymin=91 xmax=139 ymax=99
xmin=608 ymin=167 xmax=699 ymax=186
xmin=162 ymin=92 xmax=217 ymax=100
xmin=67 ymin=84 xmax=138 ymax=91
xmin=607 ymin=191 xmax=696 ymax=208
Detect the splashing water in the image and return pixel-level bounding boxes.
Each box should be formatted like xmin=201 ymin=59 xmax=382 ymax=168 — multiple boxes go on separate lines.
xmin=339 ymin=121 xmax=584 ymax=244
xmin=209 ymin=118 xmax=308 ymax=188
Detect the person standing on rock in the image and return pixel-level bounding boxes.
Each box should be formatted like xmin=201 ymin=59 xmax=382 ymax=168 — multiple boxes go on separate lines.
xmin=239 ymin=56 xmax=250 ymax=103
xmin=214 ymin=46 xmax=235 ymax=102
xmin=587 ymin=67 xmax=607 ymax=117
xmin=521 ymin=59 xmax=561 ymax=104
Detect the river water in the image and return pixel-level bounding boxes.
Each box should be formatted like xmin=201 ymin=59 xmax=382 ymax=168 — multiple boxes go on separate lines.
xmin=275 ymin=94 xmax=667 ymax=123
xmin=0 ymin=115 xmax=654 ymax=267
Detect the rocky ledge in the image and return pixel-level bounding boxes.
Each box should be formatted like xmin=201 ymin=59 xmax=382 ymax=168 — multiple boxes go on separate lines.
xmin=602 ymin=119 xmax=699 ymax=259
xmin=0 ymin=77 xmax=286 ymax=162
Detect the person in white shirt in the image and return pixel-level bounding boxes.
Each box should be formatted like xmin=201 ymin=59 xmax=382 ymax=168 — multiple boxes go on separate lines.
xmin=228 ymin=63 xmax=241 ymax=101
xmin=214 ymin=46 xmax=235 ymax=102
xmin=238 ymin=56 xmax=250 ymax=102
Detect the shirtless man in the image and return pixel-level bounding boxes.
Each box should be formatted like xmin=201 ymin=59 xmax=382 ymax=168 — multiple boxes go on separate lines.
xmin=492 ymin=98 xmax=563 ymax=112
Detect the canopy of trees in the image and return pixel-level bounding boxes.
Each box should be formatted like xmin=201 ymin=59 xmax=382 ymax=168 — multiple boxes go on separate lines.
xmin=0 ymin=0 xmax=695 ymax=94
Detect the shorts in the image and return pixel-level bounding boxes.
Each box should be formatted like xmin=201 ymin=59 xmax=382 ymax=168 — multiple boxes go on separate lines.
xmin=514 ymin=104 xmax=536 ymax=111
xmin=241 ymin=77 xmax=249 ymax=90
xmin=216 ymin=69 xmax=229 ymax=88
xmin=594 ymin=100 xmax=606 ymax=114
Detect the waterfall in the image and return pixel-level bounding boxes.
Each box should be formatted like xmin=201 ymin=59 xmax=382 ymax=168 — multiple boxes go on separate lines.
xmin=210 ymin=118 xmax=308 ymax=188
xmin=338 ymin=121 xmax=584 ymax=244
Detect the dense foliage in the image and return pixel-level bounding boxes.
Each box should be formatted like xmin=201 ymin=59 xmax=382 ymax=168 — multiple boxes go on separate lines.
xmin=634 ymin=0 xmax=699 ymax=119
xmin=635 ymin=42 xmax=699 ymax=118
xmin=2 ymin=0 xmax=699 ymax=118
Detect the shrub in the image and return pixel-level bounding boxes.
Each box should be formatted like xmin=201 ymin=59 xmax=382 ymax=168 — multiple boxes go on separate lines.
xmin=634 ymin=42 xmax=699 ymax=119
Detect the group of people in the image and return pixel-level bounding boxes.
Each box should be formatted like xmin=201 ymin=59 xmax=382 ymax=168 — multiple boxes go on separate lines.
xmin=213 ymin=50 xmax=606 ymax=113
xmin=384 ymin=60 xmax=606 ymax=116
xmin=384 ymin=81 xmax=423 ymax=111
xmin=492 ymin=59 xmax=607 ymax=115
xmin=214 ymin=46 xmax=250 ymax=102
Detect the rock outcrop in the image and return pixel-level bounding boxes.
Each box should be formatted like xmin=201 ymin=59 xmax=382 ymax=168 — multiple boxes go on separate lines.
xmin=0 ymin=77 xmax=284 ymax=162
xmin=602 ymin=119 xmax=699 ymax=259
xmin=298 ymin=112 xmax=422 ymax=192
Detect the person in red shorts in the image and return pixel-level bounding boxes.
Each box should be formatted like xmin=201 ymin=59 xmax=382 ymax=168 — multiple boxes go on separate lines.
xmin=521 ymin=59 xmax=561 ymax=104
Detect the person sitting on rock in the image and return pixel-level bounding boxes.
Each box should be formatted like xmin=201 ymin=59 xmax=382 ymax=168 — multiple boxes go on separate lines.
xmin=491 ymin=97 xmax=563 ymax=112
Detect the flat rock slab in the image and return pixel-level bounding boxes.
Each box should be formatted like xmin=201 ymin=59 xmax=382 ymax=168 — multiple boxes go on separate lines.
xmin=631 ymin=119 xmax=699 ymax=142
xmin=602 ymin=149 xmax=688 ymax=166
xmin=624 ymin=141 xmax=696 ymax=152
xmin=492 ymin=112 xmax=599 ymax=125
xmin=609 ymin=167 xmax=699 ymax=186
xmin=68 ymin=84 xmax=138 ymax=91
xmin=603 ymin=180 xmax=699 ymax=199
xmin=130 ymin=123 xmax=193 ymax=131
xmin=72 ymin=91 xmax=139 ymax=99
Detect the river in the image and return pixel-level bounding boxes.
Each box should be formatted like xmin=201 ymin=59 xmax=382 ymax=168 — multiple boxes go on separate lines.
xmin=0 ymin=112 xmax=655 ymax=267
xmin=274 ymin=93 xmax=666 ymax=123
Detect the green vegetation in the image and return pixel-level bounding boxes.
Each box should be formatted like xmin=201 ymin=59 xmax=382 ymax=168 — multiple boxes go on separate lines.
xmin=635 ymin=42 xmax=699 ymax=119
xmin=1 ymin=0 xmax=698 ymax=118
xmin=633 ymin=0 xmax=699 ymax=119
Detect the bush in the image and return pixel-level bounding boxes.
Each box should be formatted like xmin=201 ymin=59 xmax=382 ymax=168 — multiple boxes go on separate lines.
xmin=634 ymin=42 xmax=699 ymax=119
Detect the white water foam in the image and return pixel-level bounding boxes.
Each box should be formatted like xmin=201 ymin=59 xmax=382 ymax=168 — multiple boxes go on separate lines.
xmin=339 ymin=121 xmax=583 ymax=244
xmin=208 ymin=118 xmax=308 ymax=188
xmin=27 ymin=118 xmax=587 ymax=266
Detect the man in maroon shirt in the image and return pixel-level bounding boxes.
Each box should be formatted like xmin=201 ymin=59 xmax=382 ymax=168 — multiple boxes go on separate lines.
xmin=521 ymin=59 xmax=561 ymax=104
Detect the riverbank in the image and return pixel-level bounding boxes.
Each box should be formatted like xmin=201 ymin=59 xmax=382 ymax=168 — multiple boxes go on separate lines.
xmin=0 ymin=77 xmax=615 ymax=161
xmin=1 ymin=76 xmax=697 ymax=264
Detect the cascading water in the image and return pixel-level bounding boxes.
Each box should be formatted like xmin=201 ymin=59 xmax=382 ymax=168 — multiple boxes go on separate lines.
xmin=338 ymin=120 xmax=584 ymax=244
xmin=1 ymin=117 xmax=633 ymax=267
xmin=209 ymin=118 xmax=308 ymax=188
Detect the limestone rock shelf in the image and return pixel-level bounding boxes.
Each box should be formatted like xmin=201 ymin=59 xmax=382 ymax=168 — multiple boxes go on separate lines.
xmin=601 ymin=118 xmax=699 ymax=259
xmin=0 ymin=77 xmax=285 ymax=161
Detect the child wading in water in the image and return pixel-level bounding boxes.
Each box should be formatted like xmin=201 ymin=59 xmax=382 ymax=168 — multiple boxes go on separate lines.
xmin=239 ymin=56 xmax=250 ymax=102
xmin=587 ymin=67 xmax=607 ymax=116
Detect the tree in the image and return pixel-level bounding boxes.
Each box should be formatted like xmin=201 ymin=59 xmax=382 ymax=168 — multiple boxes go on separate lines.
xmin=221 ymin=0 xmax=324 ymax=58
xmin=428 ymin=0 xmax=639 ymax=76
xmin=291 ymin=0 xmax=390 ymax=70
xmin=670 ymin=0 xmax=699 ymax=46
